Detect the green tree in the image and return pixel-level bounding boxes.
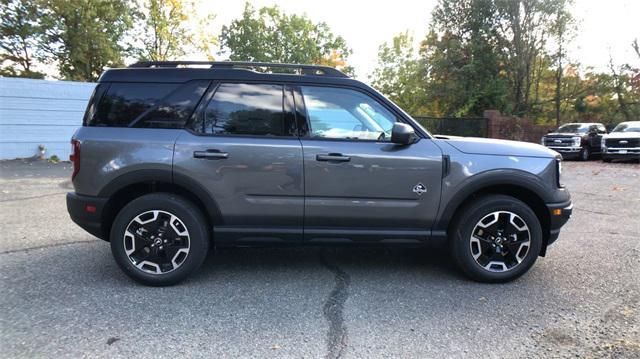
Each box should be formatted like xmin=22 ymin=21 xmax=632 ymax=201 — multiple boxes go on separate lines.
xmin=368 ymin=0 xmax=632 ymax=126
xmin=135 ymin=0 xmax=216 ymax=61
xmin=0 ymin=0 xmax=45 ymax=78
xmin=548 ymin=0 xmax=575 ymax=125
xmin=495 ymin=0 xmax=552 ymax=115
xmin=39 ymin=0 xmax=134 ymax=81
xmin=219 ymin=3 xmax=351 ymax=71
xmin=420 ymin=0 xmax=508 ymax=117
xmin=370 ymin=32 xmax=427 ymax=114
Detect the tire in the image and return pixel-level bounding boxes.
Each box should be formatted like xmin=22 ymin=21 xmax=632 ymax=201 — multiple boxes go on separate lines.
xmin=110 ymin=193 xmax=209 ymax=286
xmin=450 ymin=194 xmax=543 ymax=283
xmin=579 ymin=146 xmax=590 ymax=161
xmin=603 ymin=157 xmax=612 ymax=163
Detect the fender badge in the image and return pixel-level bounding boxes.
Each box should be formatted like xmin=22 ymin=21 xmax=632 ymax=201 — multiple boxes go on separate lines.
xmin=413 ymin=183 xmax=427 ymax=195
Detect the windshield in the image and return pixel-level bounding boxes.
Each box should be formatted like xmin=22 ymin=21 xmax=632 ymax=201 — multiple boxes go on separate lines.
xmin=556 ymin=124 xmax=588 ymax=133
xmin=612 ymin=122 xmax=640 ymax=132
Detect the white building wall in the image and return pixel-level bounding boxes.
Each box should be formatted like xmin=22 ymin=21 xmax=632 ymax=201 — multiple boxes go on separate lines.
xmin=0 ymin=77 xmax=96 ymax=160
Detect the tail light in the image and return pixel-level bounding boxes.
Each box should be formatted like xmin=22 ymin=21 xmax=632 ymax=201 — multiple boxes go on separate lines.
xmin=70 ymin=139 xmax=80 ymax=180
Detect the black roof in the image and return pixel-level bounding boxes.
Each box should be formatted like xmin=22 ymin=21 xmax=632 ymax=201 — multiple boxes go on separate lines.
xmin=98 ymin=61 xmax=362 ymax=87
xmin=96 ymin=60 xmax=433 ymax=139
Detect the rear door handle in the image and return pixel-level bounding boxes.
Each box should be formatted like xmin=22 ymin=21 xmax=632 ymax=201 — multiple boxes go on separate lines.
xmin=316 ymin=153 xmax=351 ymax=162
xmin=194 ymin=150 xmax=229 ymax=160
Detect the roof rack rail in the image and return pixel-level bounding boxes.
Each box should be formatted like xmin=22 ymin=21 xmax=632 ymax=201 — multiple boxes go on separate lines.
xmin=128 ymin=61 xmax=349 ymax=78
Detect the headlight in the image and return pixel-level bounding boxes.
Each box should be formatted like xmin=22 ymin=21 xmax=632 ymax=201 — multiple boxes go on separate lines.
xmin=572 ymin=136 xmax=581 ymax=147
xmin=601 ymin=138 xmax=607 ymax=150
xmin=556 ymin=158 xmax=563 ymax=187
xmin=540 ymin=136 xmax=545 ymax=145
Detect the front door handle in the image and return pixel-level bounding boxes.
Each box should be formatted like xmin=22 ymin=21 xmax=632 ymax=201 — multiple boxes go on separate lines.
xmin=194 ymin=150 xmax=229 ymax=160
xmin=316 ymin=153 xmax=351 ymax=162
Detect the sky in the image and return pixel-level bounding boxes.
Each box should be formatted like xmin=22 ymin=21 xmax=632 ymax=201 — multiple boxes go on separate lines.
xmin=197 ymin=0 xmax=640 ymax=80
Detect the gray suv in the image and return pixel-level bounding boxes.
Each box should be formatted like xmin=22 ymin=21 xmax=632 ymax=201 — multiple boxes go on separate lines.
xmin=66 ymin=61 xmax=572 ymax=286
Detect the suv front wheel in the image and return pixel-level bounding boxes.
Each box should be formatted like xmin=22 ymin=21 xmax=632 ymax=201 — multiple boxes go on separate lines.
xmin=110 ymin=193 xmax=209 ymax=286
xmin=450 ymin=195 xmax=542 ymax=283
xmin=580 ymin=146 xmax=590 ymax=161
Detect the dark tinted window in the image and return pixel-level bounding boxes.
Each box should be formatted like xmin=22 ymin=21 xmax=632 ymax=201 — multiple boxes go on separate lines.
xmin=132 ymin=81 xmax=210 ymax=129
xmin=82 ymin=84 xmax=108 ymax=125
xmin=90 ymin=83 xmax=177 ymax=127
xmin=203 ymin=83 xmax=287 ymax=136
xmin=557 ymin=124 xmax=588 ymax=133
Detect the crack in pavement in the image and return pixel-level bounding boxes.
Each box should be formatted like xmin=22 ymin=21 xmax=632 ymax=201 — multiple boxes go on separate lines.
xmin=320 ymin=251 xmax=350 ymax=359
xmin=0 ymin=191 xmax=68 ymax=203
xmin=573 ymin=207 xmax=612 ymax=216
xmin=0 ymin=239 xmax=98 ymax=255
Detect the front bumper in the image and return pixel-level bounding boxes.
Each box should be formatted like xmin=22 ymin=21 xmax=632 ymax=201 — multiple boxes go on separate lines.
xmin=545 ymin=200 xmax=573 ymax=249
xmin=546 ymin=146 xmax=582 ymax=158
xmin=66 ymin=192 xmax=108 ymax=240
xmin=602 ymin=147 xmax=640 ymax=160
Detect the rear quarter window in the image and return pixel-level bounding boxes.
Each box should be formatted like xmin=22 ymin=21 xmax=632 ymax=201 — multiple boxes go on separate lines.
xmin=86 ymin=81 xmax=210 ymax=129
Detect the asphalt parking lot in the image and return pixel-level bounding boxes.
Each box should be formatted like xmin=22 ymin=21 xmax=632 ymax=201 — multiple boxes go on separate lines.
xmin=0 ymin=159 xmax=638 ymax=358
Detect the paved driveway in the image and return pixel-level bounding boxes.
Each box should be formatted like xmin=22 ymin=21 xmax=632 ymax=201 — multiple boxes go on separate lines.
xmin=1 ymin=159 xmax=638 ymax=358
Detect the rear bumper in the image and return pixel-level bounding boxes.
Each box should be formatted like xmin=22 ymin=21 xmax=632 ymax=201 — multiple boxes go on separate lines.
xmin=66 ymin=192 xmax=108 ymax=240
xmin=545 ymin=200 xmax=573 ymax=247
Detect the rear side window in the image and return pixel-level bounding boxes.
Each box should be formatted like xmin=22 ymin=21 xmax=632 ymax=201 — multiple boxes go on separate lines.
xmin=202 ymin=83 xmax=289 ymax=136
xmin=132 ymin=81 xmax=210 ymax=129
xmin=87 ymin=81 xmax=209 ymax=128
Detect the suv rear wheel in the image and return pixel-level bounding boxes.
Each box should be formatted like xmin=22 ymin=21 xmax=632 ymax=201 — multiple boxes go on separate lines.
xmin=450 ymin=195 xmax=542 ymax=283
xmin=110 ymin=193 xmax=209 ymax=286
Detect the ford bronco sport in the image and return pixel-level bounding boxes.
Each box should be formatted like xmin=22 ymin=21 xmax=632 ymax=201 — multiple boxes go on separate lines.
xmin=67 ymin=61 xmax=572 ymax=286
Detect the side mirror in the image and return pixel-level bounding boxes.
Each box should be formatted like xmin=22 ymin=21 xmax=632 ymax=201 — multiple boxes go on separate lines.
xmin=391 ymin=122 xmax=415 ymax=145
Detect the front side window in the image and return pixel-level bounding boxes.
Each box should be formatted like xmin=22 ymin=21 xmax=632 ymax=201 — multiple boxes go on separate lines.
xmin=300 ymin=86 xmax=397 ymax=141
xmin=203 ymin=83 xmax=289 ymax=136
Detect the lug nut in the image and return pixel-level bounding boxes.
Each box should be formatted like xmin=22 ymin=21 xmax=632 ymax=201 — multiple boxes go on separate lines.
xmin=159 ymin=246 xmax=163 ymax=250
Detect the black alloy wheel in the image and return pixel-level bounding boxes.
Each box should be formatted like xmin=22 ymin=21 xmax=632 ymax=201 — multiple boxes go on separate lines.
xmin=110 ymin=193 xmax=209 ymax=286
xmin=450 ymin=195 xmax=542 ymax=283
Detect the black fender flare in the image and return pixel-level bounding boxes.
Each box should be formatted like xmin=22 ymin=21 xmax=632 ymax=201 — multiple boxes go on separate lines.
xmin=98 ymin=168 xmax=223 ymax=225
xmin=435 ymin=169 xmax=555 ymax=232
xmin=172 ymin=171 xmax=223 ymax=225
xmin=98 ymin=169 xmax=172 ymax=197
